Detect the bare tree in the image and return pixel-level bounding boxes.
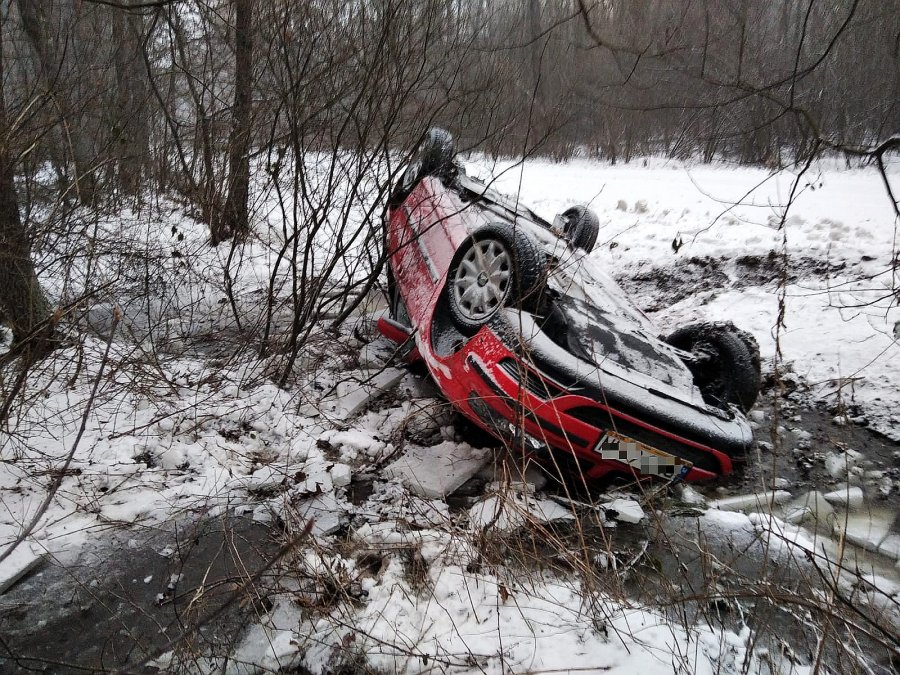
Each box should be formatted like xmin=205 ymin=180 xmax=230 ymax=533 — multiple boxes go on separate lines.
xmin=0 ymin=12 xmax=53 ymax=358
xmin=111 ymin=7 xmax=151 ymax=197
xmin=211 ymin=0 xmax=253 ymax=245
xmin=14 ymin=0 xmax=101 ymax=204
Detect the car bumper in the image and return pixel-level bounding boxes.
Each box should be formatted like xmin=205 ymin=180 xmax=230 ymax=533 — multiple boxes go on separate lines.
xmin=421 ymin=314 xmax=749 ymax=482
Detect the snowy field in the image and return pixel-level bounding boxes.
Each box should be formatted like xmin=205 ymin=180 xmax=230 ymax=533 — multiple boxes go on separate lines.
xmin=1 ymin=155 xmax=898 ymax=673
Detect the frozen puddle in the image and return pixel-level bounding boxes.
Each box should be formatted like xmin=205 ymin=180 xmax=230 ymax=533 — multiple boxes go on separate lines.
xmin=690 ymin=485 xmax=899 ymax=567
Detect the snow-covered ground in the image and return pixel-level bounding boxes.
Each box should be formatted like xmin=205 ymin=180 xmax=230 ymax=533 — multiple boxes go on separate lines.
xmin=1 ymin=155 xmax=898 ymax=673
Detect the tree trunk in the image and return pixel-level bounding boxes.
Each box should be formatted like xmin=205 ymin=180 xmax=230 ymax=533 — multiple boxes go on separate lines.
xmin=168 ymin=8 xmax=217 ymax=223
xmin=0 ymin=15 xmax=53 ymax=355
xmin=212 ymin=0 xmax=253 ymax=246
xmin=111 ymin=8 xmax=150 ymax=197
xmin=15 ymin=0 xmax=98 ymax=205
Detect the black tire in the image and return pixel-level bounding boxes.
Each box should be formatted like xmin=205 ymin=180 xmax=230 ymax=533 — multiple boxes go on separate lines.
xmin=559 ymin=205 xmax=600 ymax=253
xmin=447 ymin=222 xmax=546 ymax=335
xmin=388 ymin=128 xmax=456 ymax=206
xmin=665 ymin=321 xmax=761 ymax=413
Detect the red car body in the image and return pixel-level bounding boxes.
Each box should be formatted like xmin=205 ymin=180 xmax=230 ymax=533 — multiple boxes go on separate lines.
xmin=379 ymin=166 xmax=755 ymax=484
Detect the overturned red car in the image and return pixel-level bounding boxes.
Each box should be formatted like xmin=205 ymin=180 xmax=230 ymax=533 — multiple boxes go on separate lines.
xmin=378 ymin=129 xmax=761 ymax=483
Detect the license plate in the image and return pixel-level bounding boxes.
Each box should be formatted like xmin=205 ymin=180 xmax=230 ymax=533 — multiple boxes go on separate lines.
xmin=593 ymin=430 xmax=692 ymax=477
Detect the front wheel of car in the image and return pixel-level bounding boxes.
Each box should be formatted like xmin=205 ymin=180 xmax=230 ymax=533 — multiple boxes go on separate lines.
xmin=388 ymin=128 xmax=456 ymax=206
xmin=559 ymin=205 xmax=599 ymax=253
xmin=665 ymin=321 xmax=761 ymax=413
xmin=447 ymin=222 xmax=546 ymax=335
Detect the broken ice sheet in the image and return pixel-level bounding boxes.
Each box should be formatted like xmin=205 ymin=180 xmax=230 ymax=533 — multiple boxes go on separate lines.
xmin=383 ymin=441 xmax=491 ymax=499
xmin=603 ymin=498 xmax=645 ymax=524
xmin=312 ymin=368 xmax=405 ymax=421
xmin=291 ymin=493 xmax=351 ymax=537
xmin=468 ymin=492 xmax=575 ymax=532
xmin=0 ymin=543 xmax=45 ymax=595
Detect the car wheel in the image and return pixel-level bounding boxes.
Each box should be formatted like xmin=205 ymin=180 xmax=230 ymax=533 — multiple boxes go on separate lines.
xmin=447 ymin=222 xmax=545 ymax=335
xmin=665 ymin=321 xmax=761 ymax=413
xmin=559 ymin=205 xmax=599 ymax=253
xmin=389 ymin=128 xmax=456 ymax=206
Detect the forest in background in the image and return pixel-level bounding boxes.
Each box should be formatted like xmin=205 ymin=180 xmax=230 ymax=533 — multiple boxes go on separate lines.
xmin=0 ymin=0 xmax=897 ymax=375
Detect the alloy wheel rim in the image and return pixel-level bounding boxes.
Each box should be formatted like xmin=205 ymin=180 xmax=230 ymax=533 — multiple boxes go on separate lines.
xmin=452 ymin=239 xmax=512 ymax=322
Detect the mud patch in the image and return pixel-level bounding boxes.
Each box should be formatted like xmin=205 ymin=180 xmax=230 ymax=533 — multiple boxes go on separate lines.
xmin=722 ymin=394 xmax=900 ymax=513
xmin=617 ymin=253 xmax=849 ymax=312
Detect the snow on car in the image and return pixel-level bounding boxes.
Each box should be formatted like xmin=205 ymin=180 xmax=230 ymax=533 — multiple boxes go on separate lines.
xmin=379 ymin=128 xmax=762 ymax=483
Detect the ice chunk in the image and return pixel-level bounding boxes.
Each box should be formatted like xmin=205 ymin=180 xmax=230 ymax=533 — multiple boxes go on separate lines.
xmin=822 ymin=486 xmax=864 ymax=508
xmin=708 ymin=490 xmax=791 ymax=513
xmin=0 ymin=544 xmax=44 ymax=595
xmin=603 ymin=498 xmax=645 ymax=523
xmin=878 ymin=535 xmax=900 ymax=562
xmin=468 ymin=493 xmax=575 ymax=532
xmin=782 ymin=491 xmax=835 ymax=531
xmin=317 ymin=368 xmax=405 ymax=421
xmin=294 ymin=493 xmax=350 ymax=537
xmin=677 ymin=485 xmax=707 ymax=505
xmin=357 ymin=338 xmax=395 ymax=369
xmin=824 ymin=449 xmax=862 ymax=479
xmin=383 ymin=441 xmax=491 ymax=499
xmin=836 ymin=512 xmax=892 ymax=555
xmin=330 ymin=463 xmax=351 ymax=488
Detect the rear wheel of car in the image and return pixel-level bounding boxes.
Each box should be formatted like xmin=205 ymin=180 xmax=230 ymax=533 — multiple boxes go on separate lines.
xmin=559 ymin=205 xmax=599 ymax=253
xmin=447 ymin=222 xmax=545 ymax=335
xmin=665 ymin=322 xmax=761 ymax=413
xmin=389 ymin=128 xmax=456 ymax=206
